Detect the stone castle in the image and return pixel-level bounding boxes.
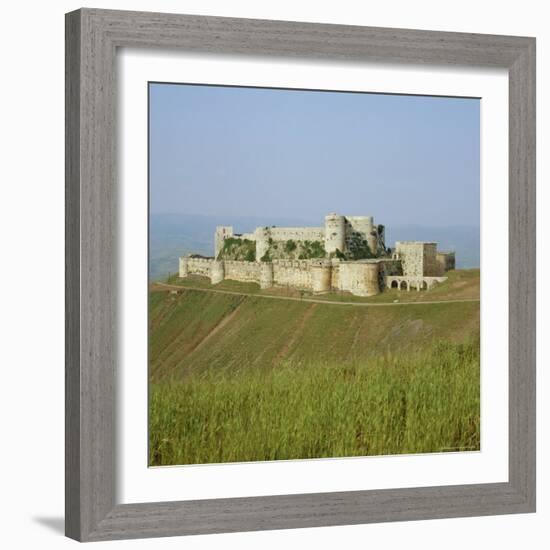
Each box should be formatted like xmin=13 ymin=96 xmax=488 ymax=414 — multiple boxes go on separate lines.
xmin=179 ymin=214 xmax=455 ymax=296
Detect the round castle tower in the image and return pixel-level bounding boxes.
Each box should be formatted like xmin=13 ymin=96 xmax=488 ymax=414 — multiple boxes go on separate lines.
xmin=324 ymin=213 xmax=346 ymax=255
xmin=362 ymin=262 xmax=381 ymax=296
xmin=210 ymin=260 xmax=225 ymax=285
xmin=338 ymin=261 xmax=380 ymax=296
xmin=254 ymin=226 xmax=271 ymax=261
xmin=347 ymin=215 xmax=378 ymax=255
xmin=259 ymin=262 xmax=274 ymax=289
xmin=310 ymin=261 xmax=332 ymax=293
xmin=178 ymin=256 xmax=189 ymax=278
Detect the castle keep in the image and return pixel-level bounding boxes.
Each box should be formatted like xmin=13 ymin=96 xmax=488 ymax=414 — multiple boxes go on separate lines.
xmin=179 ymin=214 xmax=455 ymax=296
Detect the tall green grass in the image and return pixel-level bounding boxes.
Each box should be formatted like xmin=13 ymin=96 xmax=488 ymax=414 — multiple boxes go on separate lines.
xmin=149 ymin=338 xmax=480 ymax=466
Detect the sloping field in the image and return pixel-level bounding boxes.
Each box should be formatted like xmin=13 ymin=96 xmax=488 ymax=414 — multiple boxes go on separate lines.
xmin=149 ymin=287 xmax=480 ymax=465
xmin=149 ymin=288 xmax=479 ymax=383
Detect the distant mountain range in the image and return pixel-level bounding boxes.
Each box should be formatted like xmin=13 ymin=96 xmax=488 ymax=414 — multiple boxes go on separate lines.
xmin=149 ymin=213 xmax=480 ymax=281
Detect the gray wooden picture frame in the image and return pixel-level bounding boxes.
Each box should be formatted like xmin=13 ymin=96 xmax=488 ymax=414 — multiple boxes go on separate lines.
xmin=65 ymin=8 xmax=536 ymax=542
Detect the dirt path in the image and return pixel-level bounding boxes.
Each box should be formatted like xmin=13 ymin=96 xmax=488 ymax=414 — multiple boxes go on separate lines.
xmin=151 ymin=282 xmax=480 ymax=308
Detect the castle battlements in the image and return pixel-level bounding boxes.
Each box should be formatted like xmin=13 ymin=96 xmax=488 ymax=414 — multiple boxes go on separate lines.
xmin=180 ymin=214 xmax=455 ymax=297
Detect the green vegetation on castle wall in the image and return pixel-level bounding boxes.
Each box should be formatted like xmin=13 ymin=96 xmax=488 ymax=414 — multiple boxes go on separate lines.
xmin=217 ymin=237 xmax=256 ymax=262
xmin=261 ymin=238 xmax=326 ymax=260
xmin=284 ymin=239 xmax=297 ymax=253
xmin=297 ymin=239 xmax=326 ymax=259
xmin=347 ymin=234 xmax=375 ymax=260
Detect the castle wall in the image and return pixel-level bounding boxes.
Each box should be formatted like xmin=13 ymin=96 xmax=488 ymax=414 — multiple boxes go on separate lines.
xmin=185 ymin=257 xmax=214 ymax=277
xmin=272 ymin=260 xmax=313 ymax=290
xmin=380 ymin=259 xmax=403 ymax=276
xmin=268 ymin=227 xmax=324 ymax=242
xmin=233 ymin=227 xmax=325 ymax=243
xmin=180 ymin=254 xmax=449 ymax=298
xmin=395 ymin=241 xmax=452 ymax=278
xmin=422 ymin=243 xmax=439 ymax=276
xmin=239 ymin=232 xmax=256 ymax=241
xmin=395 ymin=242 xmax=427 ymax=277
xmin=377 ymin=259 xmax=403 ymax=291
xmin=310 ymin=261 xmax=332 ymax=293
xmin=179 ymin=257 xmax=189 ymax=277
xmin=210 ymin=260 xmax=225 ymax=285
xmin=330 ymin=261 xmax=341 ymax=290
xmin=436 ymin=252 xmax=456 ymax=273
xmin=224 ymin=260 xmax=260 ymax=282
xmin=324 ymin=214 xmax=346 ymax=254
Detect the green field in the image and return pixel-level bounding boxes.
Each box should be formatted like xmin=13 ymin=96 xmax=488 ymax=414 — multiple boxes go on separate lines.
xmin=149 ymin=279 xmax=480 ymax=466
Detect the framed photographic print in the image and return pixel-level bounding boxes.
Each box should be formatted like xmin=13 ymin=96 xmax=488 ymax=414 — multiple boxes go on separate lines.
xmin=65 ymin=8 xmax=536 ymax=542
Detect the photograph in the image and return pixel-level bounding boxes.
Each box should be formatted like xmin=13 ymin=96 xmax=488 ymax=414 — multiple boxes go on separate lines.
xmin=148 ymin=82 xmax=481 ymax=467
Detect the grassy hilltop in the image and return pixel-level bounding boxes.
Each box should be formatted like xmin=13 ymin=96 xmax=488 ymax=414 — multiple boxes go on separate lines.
xmin=149 ymin=270 xmax=480 ymax=466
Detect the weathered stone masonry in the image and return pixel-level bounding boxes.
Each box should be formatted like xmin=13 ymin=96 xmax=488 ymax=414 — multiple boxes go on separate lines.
xmin=180 ymin=214 xmax=455 ymax=297
xmin=215 ymin=213 xmax=386 ymax=260
xmin=180 ymin=256 xmax=385 ymax=296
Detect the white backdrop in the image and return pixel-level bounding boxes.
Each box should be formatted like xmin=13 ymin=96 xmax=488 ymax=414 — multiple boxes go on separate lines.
xmin=0 ymin=1 xmax=547 ymax=549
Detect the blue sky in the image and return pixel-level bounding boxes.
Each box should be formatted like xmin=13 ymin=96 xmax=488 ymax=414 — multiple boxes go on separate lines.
xmin=149 ymin=83 xmax=480 ymax=227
